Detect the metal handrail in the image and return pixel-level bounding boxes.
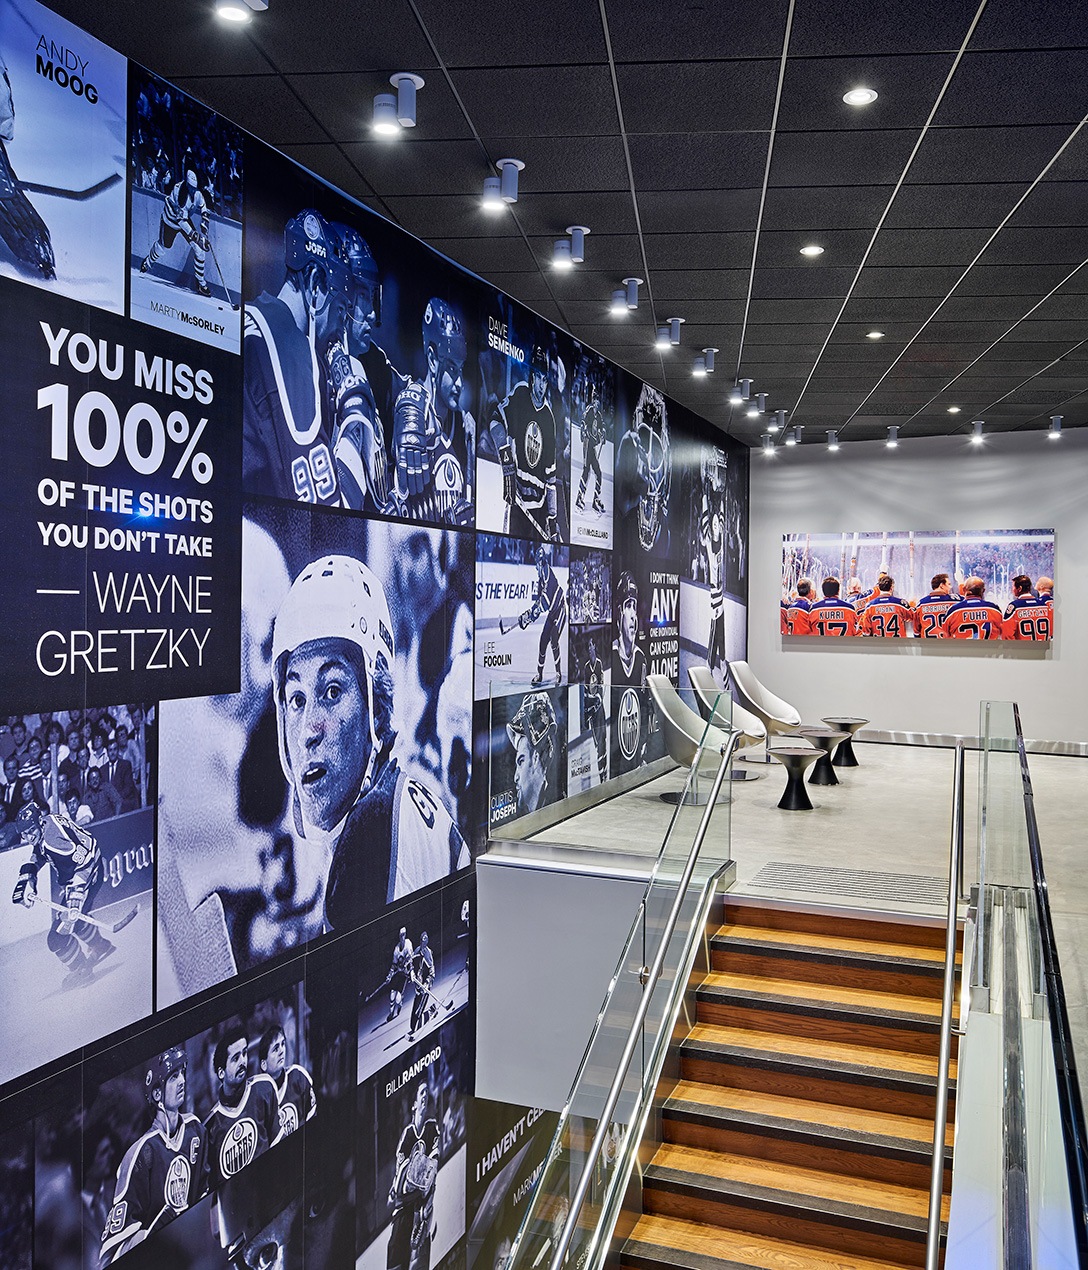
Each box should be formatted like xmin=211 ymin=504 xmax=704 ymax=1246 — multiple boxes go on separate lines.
xmin=543 ymin=729 xmax=740 ymax=1270
xmin=925 ymin=739 xmax=965 ymax=1270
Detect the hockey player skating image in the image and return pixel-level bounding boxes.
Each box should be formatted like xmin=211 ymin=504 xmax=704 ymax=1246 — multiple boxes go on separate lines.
xmin=499 ymin=545 xmax=567 ymax=686
xmin=507 ymin=693 xmax=557 ymax=816
xmin=10 ymin=802 xmax=116 ymax=986
xmin=487 ymin=344 xmax=560 ymax=541
xmin=258 ymin=1024 xmax=317 ymax=1137
xmin=394 ymin=299 xmax=476 ymax=525
xmin=139 ymin=168 xmax=212 ymax=295
xmin=575 ymin=387 xmax=606 ymax=515
xmin=243 ymin=208 xmax=350 ymax=505
xmin=271 ymin=554 xmax=469 ymax=935
xmin=100 ymin=1049 xmax=205 ymax=1263
xmin=408 ymin=931 xmax=437 ymax=1041
xmin=611 ymin=572 xmax=650 ymax=774
xmin=385 ymin=926 xmax=415 ymax=1022
xmin=387 ymin=1082 xmax=440 ymax=1270
xmin=202 ymin=1024 xmax=283 ymax=1192
xmin=0 ymin=49 xmax=55 ymax=279
xmin=581 ymin=637 xmax=607 ymax=785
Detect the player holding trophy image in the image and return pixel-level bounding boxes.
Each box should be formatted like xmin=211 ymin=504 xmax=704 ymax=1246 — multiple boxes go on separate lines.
xmin=387 ymin=1082 xmax=440 ymax=1270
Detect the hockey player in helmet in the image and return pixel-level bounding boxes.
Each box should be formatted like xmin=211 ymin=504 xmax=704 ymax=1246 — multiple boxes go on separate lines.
xmin=487 ymin=342 xmax=560 ymax=541
xmin=393 ymin=298 xmax=477 ymax=525
xmin=581 ymin=635 xmax=607 ymax=785
xmin=575 ymin=383 xmax=607 ymax=515
xmin=507 ymin=692 xmax=557 ymax=816
xmin=616 ymin=384 xmax=671 ymax=554
xmin=611 ymin=572 xmax=649 ymax=774
xmin=326 ymin=223 xmax=394 ymax=513
xmin=242 ymin=208 xmax=351 ymax=504
xmin=0 ymin=50 xmax=56 ymax=280
xmin=140 ymin=168 xmax=213 ymax=296
xmin=10 ymin=800 xmax=115 ymax=986
xmin=271 ymin=554 xmax=469 ymax=934
xmin=698 ymin=448 xmax=727 ymax=673
xmin=100 ymin=1048 xmax=205 ymax=1263
xmin=530 ymin=544 xmax=566 ymax=686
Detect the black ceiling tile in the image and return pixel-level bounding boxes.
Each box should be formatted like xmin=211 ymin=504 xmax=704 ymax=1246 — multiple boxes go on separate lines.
xmin=885 ymin=184 xmax=1023 ymax=229
xmin=863 ymin=227 xmax=996 ymax=268
xmin=428 ymin=237 xmax=538 ymax=273
xmin=909 ymin=125 xmax=1074 ymax=185
xmin=452 ymin=65 xmax=617 ymax=137
xmin=744 ymin=324 xmax=836 ymax=346
xmin=777 ymin=54 xmax=954 ymax=133
xmin=1042 ymin=128 xmax=1088 ymax=182
xmin=412 ymin=0 xmax=607 ymax=67
xmin=650 ymin=271 xmax=753 ymax=301
xmin=788 ymin=0 xmax=978 ymax=54
xmin=932 ymin=294 xmax=1043 ymax=323
xmin=996 ymin=182 xmax=1087 ymax=228
xmin=286 ymin=72 xmax=473 ymax=144
xmin=851 ymin=264 xmax=966 ymax=297
xmin=474 ymin=136 xmax=630 ymax=193
xmin=827 ymin=321 xmax=920 ymax=343
xmin=760 ymin=185 xmax=894 ymax=230
xmin=278 ymin=144 xmax=377 ymax=202
xmin=171 ymin=75 xmax=329 ymax=145
xmin=839 ymin=296 xmax=943 ymax=322
xmin=606 ymin=0 xmax=790 ymax=59
xmin=342 ymin=138 xmax=491 ymax=195
xmin=47 ymin=1 xmax=271 ymax=77
xmin=770 ymin=130 xmax=920 ymax=188
xmin=643 ymin=234 xmax=755 ymax=272
xmin=1028 ymin=291 xmax=1088 ymax=321
xmin=739 ymin=345 xmax=824 ymax=365
xmin=977 ymin=225 xmax=1088 ymax=267
xmin=955 ymin=264 xmax=1077 ymax=296
xmin=1001 ymin=321 xmax=1088 ymax=343
xmin=513 ymin=193 xmax=638 ymax=237
xmin=755 ymin=228 xmax=874 ymax=268
xmin=912 ymin=319 xmax=1013 ymax=344
xmin=627 ymin=133 xmax=770 ymax=192
xmin=751 ymin=266 xmax=857 ymax=298
xmin=572 ymin=323 xmax=662 ymax=350
xmin=745 ymin=298 xmax=844 ymax=324
xmin=618 ymin=63 xmax=778 ymax=135
xmin=935 ymin=52 xmax=1088 ymax=128
xmin=379 ymin=194 xmax=522 ymax=239
xmin=637 ymin=189 xmax=764 ymax=234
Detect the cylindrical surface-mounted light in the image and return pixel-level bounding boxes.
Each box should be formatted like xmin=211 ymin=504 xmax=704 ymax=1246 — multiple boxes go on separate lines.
xmin=372 ymin=93 xmax=400 ymax=136
xmin=389 ymin=73 xmax=424 ymax=127
xmin=971 ymin=419 xmax=985 ymax=445
xmin=692 ymin=356 xmax=707 ymax=377
xmin=774 ymin=409 xmax=787 ymax=431
xmin=623 ymin=277 xmax=642 ymax=309
xmin=667 ymin=317 xmax=684 ymax=345
xmin=827 ymin=430 xmax=839 ymax=451
xmin=1049 ymin=415 xmax=1063 ymax=439
xmin=610 ymin=288 xmax=627 ymax=315
xmin=655 ymin=326 xmax=671 ymax=349
xmin=566 ymin=226 xmax=590 ymax=263
xmin=703 ymin=347 xmax=718 ymax=374
xmin=762 ymin=434 xmax=775 ymax=455
xmin=482 ymin=176 xmax=504 ymax=212
xmin=552 ymin=238 xmax=573 ymax=271
xmin=496 ymin=158 xmax=524 ymax=203
xmin=886 ymin=426 xmax=899 ymax=448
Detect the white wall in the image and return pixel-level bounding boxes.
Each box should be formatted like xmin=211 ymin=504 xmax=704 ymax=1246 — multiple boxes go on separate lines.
xmin=748 ymin=430 xmax=1088 ymax=746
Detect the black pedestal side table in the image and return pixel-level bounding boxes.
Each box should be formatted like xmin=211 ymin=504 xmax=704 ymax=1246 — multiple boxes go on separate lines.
xmin=768 ymin=747 xmax=823 ymax=810
xmin=821 ymin=716 xmax=870 ymax=768
xmin=797 ymin=727 xmax=849 ymax=786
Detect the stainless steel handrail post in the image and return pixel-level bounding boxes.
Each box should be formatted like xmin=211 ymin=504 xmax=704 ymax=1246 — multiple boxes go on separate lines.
xmin=546 ymin=732 xmax=739 ymax=1270
xmin=925 ymin=739 xmax=965 ymax=1270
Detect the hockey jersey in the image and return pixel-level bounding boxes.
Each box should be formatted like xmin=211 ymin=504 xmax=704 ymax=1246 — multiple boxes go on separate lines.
xmin=21 ymin=812 xmax=100 ymax=895
xmin=700 ymin=498 xmax=725 ymax=620
xmin=807 ymin=598 xmax=859 ymax=637
xmin=583 ymin=656 xmax=605 ymax=721
xmin=943 ymin=597 xmax=1004 ymax=640
xmin=1002 ymin=595 xmax=1052 ymax=641
xmin=913 ymin=592 xmax=957 ymax=638
xmin=161 ymin=182 xmax=208 ymax=236
xmin=860 ymin=595 xmax=913 ymax=637
xmin=202 ymin=1073 xmax=282 ymax=1191
xmin=243 ymin=293 xmax=341 ymax=506
xmin=273 ymin=1064 xmax=317 ymax=1137
xmin=393 ymin=379 xmax=472 ymax=524
xmin=496 ymin=381 xmax=557 ymax=536
xmin=534 ymin=566 xmax=567 ymax=633
xmin=784 ymin=599 xmax=813 ymax=636
xmin=101 ymin=1115 xmax=205 ymax=1263
xmin=324 ymin=759 xmax=469 ymax=934
xmin=612 ymin=641 xmax=649 ymax=774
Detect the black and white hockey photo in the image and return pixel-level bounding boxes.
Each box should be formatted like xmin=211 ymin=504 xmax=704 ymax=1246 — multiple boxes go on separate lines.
xmin=243 ymin=144 xmax=480 ymax=524
xmin=485 ymin=688 xmax=566 ymax=833
xmin=0 ymin=702 xmax=156 ymax=1085
xmin=357 ymin=876 xmax=473 ymax=1089
xmin=0 ymin=1121 xmax=32 ymax=1270
xmin=476 ymin=296 xmax=571 ymax=545
xmin=128 ymin=69 xmax=243 ymax=351
xmin=356 ymin=1009 xmax=470 ymax=1270
xmin=474 ymin=534 xmax=569 ymax=701
xmin=567 ymin=349 xmax=616 ymax=550
xmin=614 ymin=378 xmax=673 ymax=563
xmin=610 ymin=570 xmax=658 ymax=778
xmin=156 ymin=503 xmax=473 ymax=1008
xmin=0 ymin=0 xmax=126 ymax=308
xmin=567 ymin=625 xmax=610 ymax=795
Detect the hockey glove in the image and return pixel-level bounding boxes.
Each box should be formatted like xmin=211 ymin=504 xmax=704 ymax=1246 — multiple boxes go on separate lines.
xmin=64 ymin=881 xmax=87 ymax=923
xmin=498 ymin=443 xmax=517 ymax=505
xmin=395 ymin=383 xmax=433 ymax=501
xmin=12 ymin=867 xmax=36 ymax=908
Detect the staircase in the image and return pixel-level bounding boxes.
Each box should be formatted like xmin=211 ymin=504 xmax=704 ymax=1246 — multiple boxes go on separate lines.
xmin=622 ymin=898 xmax=959 ymax=1270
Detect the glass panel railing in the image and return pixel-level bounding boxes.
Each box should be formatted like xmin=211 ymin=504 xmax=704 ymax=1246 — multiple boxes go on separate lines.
xmin=501 ymin=684 xmax=738 ymax=1270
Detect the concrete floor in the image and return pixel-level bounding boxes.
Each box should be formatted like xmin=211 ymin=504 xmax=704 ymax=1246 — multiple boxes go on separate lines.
xmin=530 ymin=740 xmax=1088 ymax=1114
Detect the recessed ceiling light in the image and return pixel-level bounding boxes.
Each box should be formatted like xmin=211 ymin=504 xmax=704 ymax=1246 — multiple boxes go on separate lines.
xmin=866 ymin=330 xmax=885 ymax=340
xmin=800 ymin=244 xmax=824 ymax=258
xmin=947 ymin=405 xmax=961 ymax=414
xmin=843 ymin=87 xmax=878 ymax=107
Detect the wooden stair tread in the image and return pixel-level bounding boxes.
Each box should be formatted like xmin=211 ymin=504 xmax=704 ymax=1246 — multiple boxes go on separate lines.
xmin=701 ymin=972 xmax=945 ymax=1020
xmin=665 ymin=1079 xmax=954 ymax=1149
xmin=714 ymin=923 xmax=960 ymax=967
xmin=648 ymin=1142 xmax=950 ymax=1223
xmin=686 ymin=1023 xmax=958 ymax=1081
xmin=625 ymin=1212 xmax=917 ymax=1270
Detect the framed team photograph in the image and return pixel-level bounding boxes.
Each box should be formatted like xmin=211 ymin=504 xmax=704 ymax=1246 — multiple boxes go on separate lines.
xmin=567 ymin=348 xmax=616 ymax=550
xmin=485 ymin=687 xmax=567 ymax=834
xmin=0 ymin=702 xmax=156 ymax=1087
xmin=128 ymin=68 xmax=244 ymax=351
xmin=0 ymin=0 xmax=127 ymax=309
xmin=156 ymin=504 xmax=473 ymax=1008
xmin=474 ymin=534 xmax=569 ymax=702
xmin=781 ymin=529 xmax=1055 ymax=644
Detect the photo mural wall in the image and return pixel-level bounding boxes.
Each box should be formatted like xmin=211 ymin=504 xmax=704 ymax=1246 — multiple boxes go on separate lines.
xmin=0 ymin=1 xmax=749 ymax=1266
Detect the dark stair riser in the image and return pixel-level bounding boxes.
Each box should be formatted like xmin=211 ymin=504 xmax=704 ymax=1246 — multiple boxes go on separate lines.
xmin=722 ymin=907 xmax=962 ymax=953
xmin=621 ymin=1240 xmax=760 ymax=1270
xmin=711 ymin=943 xmax=949 ymax=1000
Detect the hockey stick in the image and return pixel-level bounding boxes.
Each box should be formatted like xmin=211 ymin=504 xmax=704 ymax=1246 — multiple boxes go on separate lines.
xmin=365 ymin=971 xmax=393 ymax=1003
xmin=19 ymin=173 xmax=121 ymax=201
xmin=37 ymin=896 xmax=139 ymax=934
xmin=204 ymin=231 xmax=240 ymax=311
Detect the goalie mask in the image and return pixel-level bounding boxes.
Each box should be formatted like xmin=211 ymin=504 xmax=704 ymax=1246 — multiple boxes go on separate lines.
xmin=506 ymin=692 xmax=557 ymax=761
xmin=632 ymin=386 xmax=671 ymax=551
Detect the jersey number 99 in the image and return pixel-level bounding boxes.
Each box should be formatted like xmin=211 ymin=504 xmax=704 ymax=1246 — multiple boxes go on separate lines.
xmin=292 ymin=443 xmax=336 ymax=503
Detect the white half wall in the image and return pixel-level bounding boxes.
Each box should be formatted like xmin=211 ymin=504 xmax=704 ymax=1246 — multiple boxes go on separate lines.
xmin=748 ymin=430 xmax=1088 ymax=746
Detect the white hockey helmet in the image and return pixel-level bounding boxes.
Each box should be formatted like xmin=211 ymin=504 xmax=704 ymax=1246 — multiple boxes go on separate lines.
xmin=271 ymin=555 xmax=395 ymax=808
